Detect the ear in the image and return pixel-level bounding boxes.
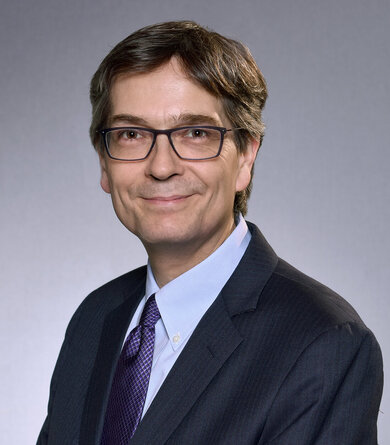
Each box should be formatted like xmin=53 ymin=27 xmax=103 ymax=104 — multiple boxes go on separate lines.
xmin=99 ymin=153 xmax=111 ymax=194
xmin=235 ymin=137 xmax=260 ymax=192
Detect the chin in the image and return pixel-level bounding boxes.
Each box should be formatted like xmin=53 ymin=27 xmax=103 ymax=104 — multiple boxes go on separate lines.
xmin=145 ymin=227 xmax=196 ymax=246
xmin=131 ymin=217 xmax=196 ymax=246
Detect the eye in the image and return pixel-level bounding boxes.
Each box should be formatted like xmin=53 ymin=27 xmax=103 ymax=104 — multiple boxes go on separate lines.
xmin=186 ymin=128 xmax=208 ymax=138
xmin=118 ymin=129 xmax=141 ymax=140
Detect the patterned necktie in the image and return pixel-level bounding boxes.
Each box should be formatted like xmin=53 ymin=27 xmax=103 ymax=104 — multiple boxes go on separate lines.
xmin=101 ymin=294 xmax=161 ymax=444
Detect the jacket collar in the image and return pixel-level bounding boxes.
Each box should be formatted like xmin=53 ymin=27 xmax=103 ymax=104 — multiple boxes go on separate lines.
xmin=222 ymin=221 xmax=278 ymax=316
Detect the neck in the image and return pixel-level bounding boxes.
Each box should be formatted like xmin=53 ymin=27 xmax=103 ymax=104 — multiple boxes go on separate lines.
xmin=145 ymin=219 xmax=236 ymax=287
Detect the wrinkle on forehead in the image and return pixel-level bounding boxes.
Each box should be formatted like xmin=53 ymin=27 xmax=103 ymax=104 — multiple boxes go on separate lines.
xmin=109 ymin=57 xmax=230 ymax=128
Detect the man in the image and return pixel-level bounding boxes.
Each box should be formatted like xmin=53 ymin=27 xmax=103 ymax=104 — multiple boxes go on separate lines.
xmin=37 ymin=21 xmax=383 ymax=445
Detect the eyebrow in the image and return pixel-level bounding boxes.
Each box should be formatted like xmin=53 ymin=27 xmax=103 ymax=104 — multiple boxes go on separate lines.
xmin=109 ymin=113 xmax=223 ymax=128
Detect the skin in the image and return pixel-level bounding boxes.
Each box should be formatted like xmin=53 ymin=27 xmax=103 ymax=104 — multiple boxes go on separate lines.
xmin=99 ymin=57 xmax=259 ymax=287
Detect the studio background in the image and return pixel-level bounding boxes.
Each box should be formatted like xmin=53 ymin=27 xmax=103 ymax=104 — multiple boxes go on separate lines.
xmin=0 ymin=0 xmax=388 ymax=443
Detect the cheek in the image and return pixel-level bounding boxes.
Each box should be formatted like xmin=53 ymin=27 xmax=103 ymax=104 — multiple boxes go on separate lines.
xmin=106 ymin=167 xmax=140 ymax=210
xmin=206 ymin=166 xmax=238 ymax=207
xmin=107 ymin=163 xmax=141 ymax=192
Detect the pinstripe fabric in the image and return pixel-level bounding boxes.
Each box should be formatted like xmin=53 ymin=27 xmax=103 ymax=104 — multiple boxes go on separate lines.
xmin=37 ymin=223 xmax=383 ymax=445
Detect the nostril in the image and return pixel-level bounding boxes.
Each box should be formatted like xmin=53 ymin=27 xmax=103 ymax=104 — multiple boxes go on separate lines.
xmin=146 ymin=145 xmax=182 ymax=180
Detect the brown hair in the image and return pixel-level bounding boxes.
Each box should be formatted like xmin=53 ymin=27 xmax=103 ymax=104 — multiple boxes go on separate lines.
xmin=90 ymin=20 xmax=268 ymax=216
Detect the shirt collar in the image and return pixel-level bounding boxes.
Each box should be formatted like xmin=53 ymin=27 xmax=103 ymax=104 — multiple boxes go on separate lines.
xmin=145 ymin=214 xmax=251 ymax=350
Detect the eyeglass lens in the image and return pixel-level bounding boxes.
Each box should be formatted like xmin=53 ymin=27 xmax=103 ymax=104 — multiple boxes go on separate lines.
xmin=105 ymin=127 xmax=222 ymax=160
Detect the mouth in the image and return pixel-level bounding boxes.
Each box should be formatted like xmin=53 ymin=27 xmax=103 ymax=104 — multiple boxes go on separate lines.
xmin=142 ymin=194 xmax=193 ymax=205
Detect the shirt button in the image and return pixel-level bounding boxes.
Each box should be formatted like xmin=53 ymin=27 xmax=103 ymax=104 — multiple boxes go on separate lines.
xmin=173 ymin=334 xmax=180 ymax=343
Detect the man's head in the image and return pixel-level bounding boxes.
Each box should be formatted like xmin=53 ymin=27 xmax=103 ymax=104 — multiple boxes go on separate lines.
xmin=90 ymin=20 xmax=268 ymax=217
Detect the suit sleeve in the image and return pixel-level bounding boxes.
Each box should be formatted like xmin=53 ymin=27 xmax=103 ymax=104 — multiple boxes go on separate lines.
xmin=36 ymin=306 xmax=83 ymax=445
xmin=260 ymin=322 xmax=383 ymax=445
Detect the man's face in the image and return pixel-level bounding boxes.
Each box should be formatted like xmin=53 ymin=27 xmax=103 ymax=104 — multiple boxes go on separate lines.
xmin=99 ymin=58 xmax=258 ymax=258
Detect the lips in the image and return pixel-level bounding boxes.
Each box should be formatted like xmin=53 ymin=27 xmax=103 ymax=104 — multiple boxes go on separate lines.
xmin=141 ymin=194 xmax=194 ymax=207
xmin=143 ymin=195 xmax=190 ymax=201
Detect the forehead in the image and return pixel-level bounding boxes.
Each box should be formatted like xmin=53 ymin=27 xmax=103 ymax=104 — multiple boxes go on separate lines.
xmin=109 ymin=58 xmax=228 ymax=127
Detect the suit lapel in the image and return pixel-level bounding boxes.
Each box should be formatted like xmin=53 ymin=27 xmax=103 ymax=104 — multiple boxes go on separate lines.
xmin=131 ymin=222 xmax=278 ymax=444
xmin=79 ymin=278 xmax=145 ymax=445
xmin=130 ymin=295 xmax=243 ymax=445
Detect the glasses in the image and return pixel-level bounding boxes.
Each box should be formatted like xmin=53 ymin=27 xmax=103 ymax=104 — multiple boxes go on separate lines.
xmin=98 ymin=126 xmax=238 ymax=161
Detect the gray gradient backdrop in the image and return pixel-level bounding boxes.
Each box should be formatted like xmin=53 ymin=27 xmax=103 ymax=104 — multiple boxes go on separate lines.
xmin=1 ymin=0 xmax=389 ymax=443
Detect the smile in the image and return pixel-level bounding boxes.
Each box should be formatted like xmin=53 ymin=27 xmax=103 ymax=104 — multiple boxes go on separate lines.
xmin=142 ymin=195 xmax=193 ymax=205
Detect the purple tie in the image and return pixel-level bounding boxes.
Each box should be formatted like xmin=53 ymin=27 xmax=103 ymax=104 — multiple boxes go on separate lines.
xmin=101 ymin=294 xmax=161 ymax=444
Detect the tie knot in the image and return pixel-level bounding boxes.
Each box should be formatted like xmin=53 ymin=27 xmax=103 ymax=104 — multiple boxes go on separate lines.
xmin=140 ymin=294 xmax=160 ymax=328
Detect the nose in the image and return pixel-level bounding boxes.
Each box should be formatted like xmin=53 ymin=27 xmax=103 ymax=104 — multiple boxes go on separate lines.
xmin=145 ymin=133 xmax=184 ymax=180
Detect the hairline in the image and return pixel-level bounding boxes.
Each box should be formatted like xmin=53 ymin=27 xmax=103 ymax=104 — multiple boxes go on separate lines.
xmin=95 ymin=57 xmax=247 ymax=153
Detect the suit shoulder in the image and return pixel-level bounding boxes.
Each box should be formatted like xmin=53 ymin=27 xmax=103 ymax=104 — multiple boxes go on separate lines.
xmin=265 ymin=258 xmax=366 ymax=331
xmin=72 ymin=265 xmax=147 ymax=321
xmin=89 ymin=265 xmax=147 ymax=298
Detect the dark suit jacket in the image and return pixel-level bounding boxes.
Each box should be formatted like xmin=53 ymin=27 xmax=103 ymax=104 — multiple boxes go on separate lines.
xmin=37 ymin=222 xmax=383 ymax=444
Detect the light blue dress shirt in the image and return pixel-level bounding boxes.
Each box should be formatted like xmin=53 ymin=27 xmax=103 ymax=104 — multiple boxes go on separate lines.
xmin=123 ymin=214 xmax=251 ymax=418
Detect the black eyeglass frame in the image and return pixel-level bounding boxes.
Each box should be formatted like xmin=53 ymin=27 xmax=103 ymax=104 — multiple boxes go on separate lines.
xmin=97 ymin=125 xmax=238 ymax=161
